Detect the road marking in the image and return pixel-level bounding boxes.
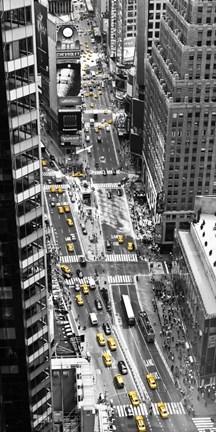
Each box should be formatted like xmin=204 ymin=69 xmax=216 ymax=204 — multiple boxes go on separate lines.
xmin=93 ymin=183 xmax=121 ymax=189
xmin=108 ymin=275 xmax=134 ymax=284
xmin=90 ymin=169 xmax=121 ymax=175
xmin=192 ymin=417 xmax=216 ymax=431
xmin=59 ymin=255 xmax=83 ymax=263
xmin=44 ymin=184 xmax=67 ymax=191
xmin=105 ymin=254 xmax=138 ymax=262
xmin=114 ymin=402 xmax=186 ymax=417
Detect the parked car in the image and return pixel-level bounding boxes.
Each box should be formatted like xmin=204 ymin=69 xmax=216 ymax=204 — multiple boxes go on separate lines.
xmin=95 ymin=299 xmax=103 ymax=310
xmin=76 ymin=269 xmax=84 ymax=278
xmin=102 ymin=322 xmax=111 ymax=335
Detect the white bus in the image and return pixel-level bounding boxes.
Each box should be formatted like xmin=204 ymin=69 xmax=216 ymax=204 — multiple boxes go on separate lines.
xmin=122 ymin=294 xmax=135 ymax=326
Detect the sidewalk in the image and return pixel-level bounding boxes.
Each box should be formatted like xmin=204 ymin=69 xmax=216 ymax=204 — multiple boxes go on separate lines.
xmin=145 ymin=263 xmax=216 ymax=420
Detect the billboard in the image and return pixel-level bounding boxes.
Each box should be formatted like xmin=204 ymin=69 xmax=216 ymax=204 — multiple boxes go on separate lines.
xmin=58 ymin=109 xmax=81 ymax=133
xmin=34 ymin=2 xmax=49 ymax=76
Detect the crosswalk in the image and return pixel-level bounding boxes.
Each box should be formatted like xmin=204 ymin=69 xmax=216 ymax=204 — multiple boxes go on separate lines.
xmin=42 ymin=171 xmax=58 ymax=177
xmin=115 ymin=401 xmax=186 ymax=418
xmin=93 ymin=183 xmax=121 ymax=189
xmin=108 ymin=275 xmax=134 ymax=284
xmin=59 ymin=255 xmax=83 ymax=263
xmin=105 ymin=254 xmax=138 ymax=262
xmin=192 ymin=417 xmax=216 ymax=431
xmin=90 ymin=170 xmax=121 ymax=176
xmin=64 ymin=276 xmax=92 ymax=285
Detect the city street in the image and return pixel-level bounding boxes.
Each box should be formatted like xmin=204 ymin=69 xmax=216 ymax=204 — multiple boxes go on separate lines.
xmin=41 ymin=9 xmax=216 ymax=432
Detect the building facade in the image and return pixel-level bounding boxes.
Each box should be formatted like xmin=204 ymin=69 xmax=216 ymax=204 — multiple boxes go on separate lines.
xmin=172 ymin=196 xmax=216 ymax=386
xmin=143 ymin=0 xmax=216 ymax=251
xmin=0 ymin=1 xmax=53 ymax=430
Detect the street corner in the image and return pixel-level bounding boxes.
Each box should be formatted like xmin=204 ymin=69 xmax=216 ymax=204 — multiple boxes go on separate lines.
xmin=148 ymin=261 xmax=166 ymax=275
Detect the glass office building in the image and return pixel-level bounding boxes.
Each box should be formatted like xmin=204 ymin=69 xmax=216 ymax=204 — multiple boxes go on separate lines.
xmin=0 ymin=0 xmax=53 ymax=430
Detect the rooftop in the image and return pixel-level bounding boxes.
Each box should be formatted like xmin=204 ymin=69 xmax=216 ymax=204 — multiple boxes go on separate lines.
xmin=178 ymin=214 xmax=216 ymax=316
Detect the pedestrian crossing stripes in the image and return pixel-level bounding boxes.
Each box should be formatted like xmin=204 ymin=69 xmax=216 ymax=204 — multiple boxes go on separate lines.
xmin=90 ymin=170 xmax=121 ymax=176
xmin=64 ymin=276 xmax=93 ymax=285
xmin=108 ymin=275 xmax=134 ymax=284
xmin=115 ymin=401 xmax=186 ymax=418
xmin=42 ymin=171 xmax=59 ymax=177
xmin=93 ymin=183 xmax=121 ymax=189
xmin=105 ymin=254 xmax=138 ymax=262
xmin=59 ymin=255 xmax=82 ymax=263
xmin=192 ymin=417 xmax=216 ymax=431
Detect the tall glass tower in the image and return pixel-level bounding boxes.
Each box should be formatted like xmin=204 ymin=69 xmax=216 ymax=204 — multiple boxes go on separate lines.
xmin=0 ymin=1 xmax=53 ymax=431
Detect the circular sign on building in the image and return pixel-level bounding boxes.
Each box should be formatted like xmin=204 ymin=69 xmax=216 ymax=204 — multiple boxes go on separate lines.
xmin=63 ymin=27 xmax=73 ymax=38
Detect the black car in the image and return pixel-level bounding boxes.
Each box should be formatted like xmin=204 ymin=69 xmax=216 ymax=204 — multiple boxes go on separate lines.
xmin=76 ymin=269 xmax=84 ymax=278
xmin=102 ymin=322 xmax=111 ymax=335
xmin=95 ymin=299 xmax=103 ymax=310
xmin=95 ymin=162 xmax=99 ymax=168
xmin=50 ymin=161 xmax=55 ymax=168
xmin=125 ymin=405 xmax=133 ymax=417
xmin=82 ymin=227 xmax=87 ymax=235
xmin=107 ymin=191 xmax=112 ymax=199
xmin=79 ymin=256 xmax=86 ymax=267
xmin=50 ymin=154 xmax=55 ymax=161
xmin=97 ymin=135 xmax=102 ymax=142
xmin=117 ymin=189 xmax=122 ymax=197
xmin=112 ymin=169 xmax=116 ymax=175
xmin=102 ymin=169 xmax=107 ymax=176
xmin=118 ymin=360 xmax=128 ymax=375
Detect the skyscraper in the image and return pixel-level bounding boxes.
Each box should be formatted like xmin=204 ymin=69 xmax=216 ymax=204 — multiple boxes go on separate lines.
xmin=0 ymin=1 xmax=53 ymax=431
xmin=143 ymin=0 xmax=216 ymax=251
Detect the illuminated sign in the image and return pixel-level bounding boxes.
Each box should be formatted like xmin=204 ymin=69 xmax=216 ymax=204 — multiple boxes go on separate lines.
xmin=56 ymin=51 xmax=80 ymax=58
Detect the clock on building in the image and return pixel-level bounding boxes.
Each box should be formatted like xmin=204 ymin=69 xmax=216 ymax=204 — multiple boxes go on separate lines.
xmin=63 ymin=27 xmax=73 ymax=38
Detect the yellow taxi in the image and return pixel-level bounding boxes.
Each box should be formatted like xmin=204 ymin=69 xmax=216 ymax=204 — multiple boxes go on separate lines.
xmin=57 ymin=206 xmax=64 ymax=214
xmin=94 ymin=127 xmax=99 ymax=133
xmin=60 ymin=264 xmax=71 ymax=275
xmin=83 ymin=83 xmax=87 ymax=88
xmin=107 ymin=337 xmax=117 ymax=351
xmin=82 ymin=284 xmax=89 ymax=295
xmin=127 ymin=242 xmax=134 ymax=251
xmin=108 ymin=119 xmax=113 ymax=124
xmin=64 ymin=205 xmax=70 ymax=213
xmin=157 ymin=402 xmax=169 ymax=419
xmin=135 ymin=415 xmax=147 ymax=432
xmin=89 ymin=91 xmax=93 ymax=96
xmin=90 ymin=102 xmax=95 ymax=108
xmin=97 ymin=124 xmax=102 ymax=129
xmin=42 ymin=159 xmax=47 ymax=167
xmin=128 ymin=391 xmax=140 ymax=407
xmin=146 ymin=373 xmax=157 ymax=389
xmin=96 ymin=70 xmax=100 ymax=75
xmin=84 ymin=92 xmax=90 ymax=97
xmin=94 ymin=94 xmax=98 ymax=99
xmin=66 ymin=243 xmax=74 ymax=253
xmin=117 ymin=234 xmax=124 ymax=244
xmin=102 ymin=351 xmax=112 ymax=367
xmin=75 ymin=294 xmax=84 ymax=306
xmin=98 ymin=90 xmax=103 ymax=95
xmin=72 ymin=172 xmax=85 ymax=177
xmin=104 ymin=109 xmax=109 ymax=114
xmin=66 ymin=218 xmax=74 ymax=226
xmin=114 ymin=374 xmax=124 ymax=389
xmin=57 ymin=186 xmax=63 ymax=194
xmin=85 ymin=41 xmax=89 ymax=45
xmin=96 ymin=333 xmax=106 ymax=346
xmin=50 ymin=185 xmax=56 ymax=193
xmin=91 ymin=79 xmax=96 ymax=83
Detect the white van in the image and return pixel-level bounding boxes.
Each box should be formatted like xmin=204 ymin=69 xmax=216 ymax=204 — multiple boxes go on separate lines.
xmin=89 ymin=277 xmax=96 ymax=290
xmin=89 ymin=312 xmax=98 ymax=325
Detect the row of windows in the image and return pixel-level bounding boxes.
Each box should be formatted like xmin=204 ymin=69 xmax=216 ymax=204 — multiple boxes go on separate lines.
xmin=16 ymin=170 xmax=40 ymax=195
xmin=21 ymin=237 xmax=44 ymax=263
xmin=18 ymin=192 xmax=41 ymax=218
xmin=15 ymin=146 xmax=39 ymax=170
xmin=24 ymin=279 xmax=46 ymax=302
xmin=8 ymin=65 xmax=35 ymax=90
xmin=3 ymin=6 xmax=31 ymax=30
xmin=10 ymin=93 xmax=36 ymax=118
xmin=12 ymin=120 xmax=38 ymax=144
xmin=22 ymin=255 xmax=44 ymax=281
xmin=5 ymin=37 xmax=33 ymax=62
